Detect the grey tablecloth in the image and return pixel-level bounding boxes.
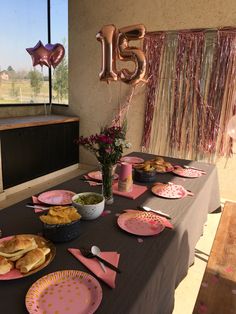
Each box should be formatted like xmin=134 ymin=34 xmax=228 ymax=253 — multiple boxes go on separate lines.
xmin=0 ymin=152 xmax=221 ymax=314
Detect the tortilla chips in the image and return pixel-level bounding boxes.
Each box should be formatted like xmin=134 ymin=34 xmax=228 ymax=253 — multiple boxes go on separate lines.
xmin=39 ymin=206 xmax=81 ymax=225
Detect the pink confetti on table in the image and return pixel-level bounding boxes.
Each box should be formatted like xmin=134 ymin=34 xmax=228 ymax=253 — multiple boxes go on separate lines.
xmin=198 ymin=302 xmax=208 ymax=313
xmin=201 ymin=281 xmax=208 ymax=288
xmin=225 ymin=266 xmax=233 ymax=273
xmin=101 ymin=210 xmax=111 ymax=216
xmin=211 ymin=274 xmax=220 ymax=284
xmin=137 ymin=238 xmax=144 ymax=243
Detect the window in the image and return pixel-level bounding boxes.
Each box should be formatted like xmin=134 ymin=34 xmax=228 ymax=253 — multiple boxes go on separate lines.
xmin=0 ymin=0 xmax=68 ymax=106
xmin=51 ymin=0 xmax=68 ymax=105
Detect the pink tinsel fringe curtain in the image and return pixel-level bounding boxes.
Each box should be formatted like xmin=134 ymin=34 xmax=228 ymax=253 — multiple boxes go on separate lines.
xmin=142 ymin=32 xmax=166 ymax=149
xmin=142 ymin=28 xmax=236 ymax=162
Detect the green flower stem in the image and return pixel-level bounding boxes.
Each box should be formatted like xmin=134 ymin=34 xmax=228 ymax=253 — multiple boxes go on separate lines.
xmin=100 ymin=164 xmax=114 ymax=204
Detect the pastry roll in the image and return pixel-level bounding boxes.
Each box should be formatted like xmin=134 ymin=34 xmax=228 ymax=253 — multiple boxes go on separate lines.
xmin=154 ymin=156 xmax=164 ymax=163
xmin=16 ymin=247 xmax=50 ymax=273
xmin=0 ymin=256 xmax=13 ymax=275
xmin=0 ymin=235 xmax=37 ymax=254
xmin=0 ymin=236 xmax=37 ymax=259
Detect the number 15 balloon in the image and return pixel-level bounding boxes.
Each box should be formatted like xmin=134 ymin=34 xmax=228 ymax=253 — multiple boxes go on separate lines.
xmin=96 ymin=24 xmax=147 ymax=85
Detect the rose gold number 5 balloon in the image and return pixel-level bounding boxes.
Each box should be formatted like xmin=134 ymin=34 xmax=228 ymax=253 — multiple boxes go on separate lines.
xmin=96 ymin=24 xmax=146 ymax=85
xmin=117 ymin=24 xmax=146 ymax=85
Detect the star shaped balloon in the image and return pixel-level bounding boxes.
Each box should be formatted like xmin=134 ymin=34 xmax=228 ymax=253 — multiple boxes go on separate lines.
xmin=26 ymin=41 xmax=65 ymax=68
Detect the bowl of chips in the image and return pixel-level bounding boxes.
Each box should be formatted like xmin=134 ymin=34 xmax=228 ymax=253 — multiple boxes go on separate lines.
xmin=72 ymin=192 xmax=105 ymax=220
xmin=39 ymin=206 xmax=82 ymax=242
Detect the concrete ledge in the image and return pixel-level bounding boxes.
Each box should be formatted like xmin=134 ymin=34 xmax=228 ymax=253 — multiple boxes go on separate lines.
xmin=0 ymin=163 xmax=94 ymax=210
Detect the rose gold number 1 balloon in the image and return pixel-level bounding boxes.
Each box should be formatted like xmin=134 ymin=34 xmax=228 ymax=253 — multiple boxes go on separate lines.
xmin=96 ymin=24 xmax=118 ymax=83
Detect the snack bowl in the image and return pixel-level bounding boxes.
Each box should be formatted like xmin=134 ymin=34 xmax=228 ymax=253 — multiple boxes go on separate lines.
xmin=39 ymin=206 xmax=82 ymax=243
xmin=133 ymin=168 xmax=157 ymax=182
xmin=72 ymin=192 xmax=105 ymax=220
xmin=42 ymin=219 xmax=81 ymax=243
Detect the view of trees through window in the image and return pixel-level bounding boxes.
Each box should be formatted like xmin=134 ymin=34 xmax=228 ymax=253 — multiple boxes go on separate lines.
xmin=0 ymin=0 xmax=68 ymax=105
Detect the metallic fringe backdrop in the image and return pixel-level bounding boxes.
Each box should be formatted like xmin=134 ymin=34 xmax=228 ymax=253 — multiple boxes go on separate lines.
xmin=142 ymin=28 xmax=236 ymax=162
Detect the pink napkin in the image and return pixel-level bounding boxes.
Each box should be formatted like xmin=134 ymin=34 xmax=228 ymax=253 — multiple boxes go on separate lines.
xmin=68 ymin=248 xmax=120 ymax=288
xmin=112 ymin=182 xmax=148 ymax=200
xmin=157 ymin=216 xmax=174 ymax=229
xmin=83 ymin=175 xmax=102 ymax=186
xmin=32 ymin=195 xmax=48 ymax=213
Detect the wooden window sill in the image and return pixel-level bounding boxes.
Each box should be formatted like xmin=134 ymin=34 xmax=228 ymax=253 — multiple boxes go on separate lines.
xmin=0 ymin=115 xmax=80 ymax=131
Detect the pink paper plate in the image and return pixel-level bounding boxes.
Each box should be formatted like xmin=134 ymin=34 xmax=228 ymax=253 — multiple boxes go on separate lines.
xmin=120 ymin=156 xmax=144 ymax=165
xmin=172 ymin=167 xmax=204 ymax=178
xmin=25 ymin=270 xmax=102 ymax=314
xmin=151 ymin=183 xmax=193 ymax=199
xmin=0 ymin=234 xmax=55 ymax=280
xmin=155 ymin=165 xmax=175 ymax=173
xmin=87 ymin=171 xmax=118 ymax=181
xmin=117 ymin=210 xmax=165 ymax=236
xmin=37 ymin=190 xmax=75 ymax=205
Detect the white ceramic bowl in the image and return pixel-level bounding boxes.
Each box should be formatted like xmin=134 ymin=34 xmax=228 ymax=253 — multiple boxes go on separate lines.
xmin=72 ymin=192 xmax=105 ymax=220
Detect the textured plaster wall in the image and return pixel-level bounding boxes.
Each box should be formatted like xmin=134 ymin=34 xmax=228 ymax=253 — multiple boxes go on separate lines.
xmin=68 ymin=0 xmax=236 ymax=199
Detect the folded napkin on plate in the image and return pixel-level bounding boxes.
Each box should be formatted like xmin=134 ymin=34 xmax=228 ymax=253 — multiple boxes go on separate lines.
xmin=112 ymin=182 xmax=147 ymax=200
xmin=31 ymin=195 xmax=47 ymax=213
xmin=83 ymin=175 xmax=102 ymax=186
xmin=68 ymin=248 xmax=120 ymax=288
xmin=157 ymin=216 xmax=174 ymax=229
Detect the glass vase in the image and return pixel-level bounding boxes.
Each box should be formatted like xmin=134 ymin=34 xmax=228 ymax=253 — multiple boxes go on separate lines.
xmin=100 ymin=163 xmax=114 ymax=205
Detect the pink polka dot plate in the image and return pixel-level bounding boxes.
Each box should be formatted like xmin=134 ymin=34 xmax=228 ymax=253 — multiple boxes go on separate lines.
xmin=25 ymin=270 xmax=102 ymax=314
xmin=172 ymin=166 xmax=205 ymax=178
xmin=151 ymin=182 xmax=194 ymax=199
xmin=117 ymin=210 xmax=165 ymax=236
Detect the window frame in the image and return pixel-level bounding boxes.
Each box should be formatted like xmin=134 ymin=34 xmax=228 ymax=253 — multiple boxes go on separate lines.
xmin=0 ymin=0 xmax=68 ymax=108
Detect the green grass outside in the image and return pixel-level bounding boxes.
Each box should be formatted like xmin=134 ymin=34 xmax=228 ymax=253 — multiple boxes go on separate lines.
xmin=0 ymin=79 xmax=68 ymax=104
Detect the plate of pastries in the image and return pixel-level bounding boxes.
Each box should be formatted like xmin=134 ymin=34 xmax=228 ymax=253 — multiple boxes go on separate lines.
xmin=133 ymin=156 xmax=174 ymax=182
xmin=0 ymin=234 xmax=55 ymax=280
xmin=133 ymin=156 xmax=174 ymax=173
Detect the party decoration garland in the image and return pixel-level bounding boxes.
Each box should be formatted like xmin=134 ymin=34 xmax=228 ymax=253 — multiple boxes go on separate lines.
xmin=142 ymin=28 xmax=236 ymax=162
xmin=142 ymin=32 xmax=166 ymax=149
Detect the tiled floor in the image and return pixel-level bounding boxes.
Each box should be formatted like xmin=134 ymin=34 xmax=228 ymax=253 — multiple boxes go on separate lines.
xmin=173 ymin=209 xmax=222 ymax=313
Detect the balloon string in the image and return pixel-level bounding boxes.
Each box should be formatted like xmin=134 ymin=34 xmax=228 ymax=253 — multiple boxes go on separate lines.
xmin=111 ymin=85 xmax=136 ymax=127
xmin=118 ymin=81 xmax=122 ymax=127
xmin=108 ymin=83 xmax=112 ymax=106
xmin=40 ymin=66 xmax=48 ymax=116
xmin=49 ymin=68 xmax=54 ymax=115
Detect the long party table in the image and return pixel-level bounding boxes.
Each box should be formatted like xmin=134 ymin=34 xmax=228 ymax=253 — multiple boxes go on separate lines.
xmin=0 ymin=152 xmax=221 ymax=314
